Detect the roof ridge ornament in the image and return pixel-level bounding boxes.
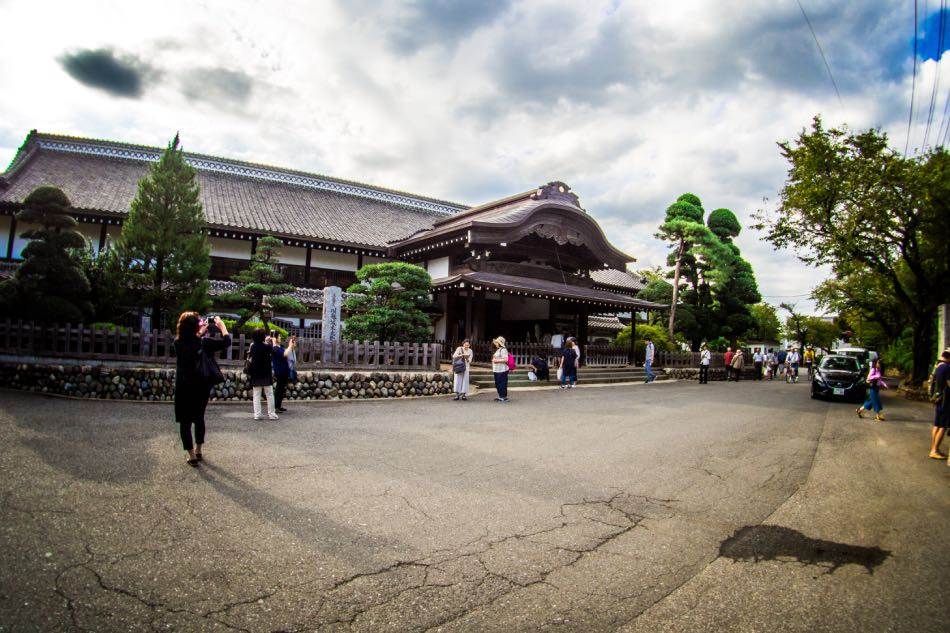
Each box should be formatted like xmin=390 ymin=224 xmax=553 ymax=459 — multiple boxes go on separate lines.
xmin=530 ymin=181 xmax=582 ymax=209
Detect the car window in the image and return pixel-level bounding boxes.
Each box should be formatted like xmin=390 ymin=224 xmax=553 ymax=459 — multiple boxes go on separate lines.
xmin=820 ymin=357 xmax=859 ymax=372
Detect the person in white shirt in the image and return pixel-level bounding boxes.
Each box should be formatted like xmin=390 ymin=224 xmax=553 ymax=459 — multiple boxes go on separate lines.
xmin=766 ymin=349 xmax=777 ymax=380
xmin=752 ymin=348 xmax=764 ymax=381
xmin=786 ymin=348 xmax=801 ymax=383
xmin=698 ymin=342 xmax=711 ymax=384
xmin=491 ymin=336 xmax=511 ymax=402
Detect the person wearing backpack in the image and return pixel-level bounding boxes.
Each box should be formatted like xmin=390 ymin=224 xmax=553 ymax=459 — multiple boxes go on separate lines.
xmin=492 ymin=336 xmax=512 ymax=402
xmin=856 ymin=358 xmax=887 ymax=421
xmin=928 ymin=349 xmax=950 ymax=461
xmin=451 ymin=339 xmax=473 ymax=400
xmin=173 ymin=312 xmax=231 ymax=467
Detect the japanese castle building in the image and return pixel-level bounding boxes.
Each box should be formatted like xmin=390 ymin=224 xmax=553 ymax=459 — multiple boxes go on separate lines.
xmin=0 ymin=131 xmax=660 ymax=342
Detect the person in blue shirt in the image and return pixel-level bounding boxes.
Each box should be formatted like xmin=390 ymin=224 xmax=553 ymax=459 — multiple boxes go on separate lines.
xmin=271 ymin=333 xmax=296 ymax=413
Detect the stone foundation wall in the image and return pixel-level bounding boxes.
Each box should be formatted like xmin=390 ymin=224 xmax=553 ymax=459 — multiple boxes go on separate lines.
xmin=0 ymin=363 xmax=453 ymax=401
xmin=664 ymin=367 xmax=761 ymax=381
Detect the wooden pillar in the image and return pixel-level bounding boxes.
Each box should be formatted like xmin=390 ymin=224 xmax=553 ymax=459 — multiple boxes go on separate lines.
xmin=250 ymin=235 xmax=258 ymax=256
xmin=628 ymin=311 xmax=637 ymax=366
xmin=5 ymin=215 xmax=16 ymax=260
xmin=464 ymin=290 xmax=473 ymax=339
xmin=577 ymin=305 xmax=589 ymax=367
xmin=474 ymin=288 xmax=486 ymax=340
xmin=357 ymin=253 xmax=364 ymax=270
xmin=304 ymin=245 xmax=312 ymax=286
xmin=444 ymin=289 xmax=456 ymax=344
xmin=98 ymin=222 xmax=108 ymax=252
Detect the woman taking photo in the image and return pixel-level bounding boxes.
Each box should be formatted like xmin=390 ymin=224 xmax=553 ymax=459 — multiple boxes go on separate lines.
xmin=247 ymin=329 xmax=279 ymax=421
xmin=173 ymin=313 xmax=230 ymax=467
xmin=452 ymin=339 xmax=473 ymax=401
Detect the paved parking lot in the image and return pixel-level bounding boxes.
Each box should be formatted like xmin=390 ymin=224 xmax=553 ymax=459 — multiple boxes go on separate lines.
xmin=0 ymin=379 xmax=947 ymax=631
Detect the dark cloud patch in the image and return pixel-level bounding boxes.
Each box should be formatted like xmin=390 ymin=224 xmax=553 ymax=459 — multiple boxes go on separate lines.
xmin=342 ymin=0 xmax=511 ymax=54
xmin=58 ymin=48 xmax=154 ymax=98
xmin=180 ymin=68 xmax=254 ymax=106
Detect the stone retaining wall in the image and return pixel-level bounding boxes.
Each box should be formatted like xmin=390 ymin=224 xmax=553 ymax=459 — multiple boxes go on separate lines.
xmin=0 ymin=363 xmax=453 ymax=401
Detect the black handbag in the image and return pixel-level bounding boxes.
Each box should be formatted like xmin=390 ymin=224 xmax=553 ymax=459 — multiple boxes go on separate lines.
xmin=198 ymin=346 xmax=225 ymax=385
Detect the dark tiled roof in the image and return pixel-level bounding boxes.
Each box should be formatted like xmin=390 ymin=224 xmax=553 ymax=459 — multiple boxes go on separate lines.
xmin=589 ymin=314 xmax=625 ymax=331
xmin=208 ymin=279 xmax=328 ymax=307
xmin=432 ymin=271 xmax=665 ymax=310
xmin=0 ymin=133 xmax=469 ymax=249
xmin=590 ymin=268 xmax=648 ymax=293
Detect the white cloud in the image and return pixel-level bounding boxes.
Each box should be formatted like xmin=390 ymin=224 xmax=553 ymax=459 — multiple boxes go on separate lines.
xmin=0 ymin=0 xmax=942 ymax=315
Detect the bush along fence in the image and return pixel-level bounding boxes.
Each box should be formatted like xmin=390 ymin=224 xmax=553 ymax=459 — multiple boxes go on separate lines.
xmin=665 ymin=366 xmax=763 ymax=381
xmin=0 ymin=320 xmax=441 ymax=371
xmin=0 ymin=364 xmax=453 ymax=402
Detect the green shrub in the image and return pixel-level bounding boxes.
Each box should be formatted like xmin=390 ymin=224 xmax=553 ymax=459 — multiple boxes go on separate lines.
xmin=91 ymin=322 xmax=129 ymax=333
xmin=880 ymin=327 xmax=913 ymax=376
xmin=615 ymin=323 xmax=676 ymax=356
xmin=221 ymin=318 xmax=288 ymax=339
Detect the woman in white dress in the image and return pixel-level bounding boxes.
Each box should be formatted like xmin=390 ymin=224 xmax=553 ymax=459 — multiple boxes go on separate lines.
xmin=452 ymin=340 xmax=473 ymax=400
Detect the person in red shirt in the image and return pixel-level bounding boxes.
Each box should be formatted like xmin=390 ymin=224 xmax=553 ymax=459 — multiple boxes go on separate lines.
xmin=723 ymin=347 xmax=734 ymax=381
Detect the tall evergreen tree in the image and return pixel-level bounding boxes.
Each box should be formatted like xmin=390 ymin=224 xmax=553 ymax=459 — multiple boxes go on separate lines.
xmin=0 ymin=186 xmax=92 ymax=322
xmin=217 ymin=235 xmax=305 ymax=331
xmin=117 ymin=134 xmax=210 ymax=325
xmin=707 ymin=208 xmax=761 ymax=345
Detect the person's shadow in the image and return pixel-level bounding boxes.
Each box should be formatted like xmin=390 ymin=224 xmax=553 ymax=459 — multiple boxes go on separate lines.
xmin=198 ymin=462 xmax=410 ymax=567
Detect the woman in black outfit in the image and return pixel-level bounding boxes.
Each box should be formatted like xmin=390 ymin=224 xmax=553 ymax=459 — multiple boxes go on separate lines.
xmin=173 ymin=312 xmax=231 ymax=467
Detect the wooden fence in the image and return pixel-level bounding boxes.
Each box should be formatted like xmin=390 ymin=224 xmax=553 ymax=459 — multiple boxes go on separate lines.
xmin=0 ymin=320 xmax=441 ymax=371
xmin=655 ymin=351 xmax=726 ymax=367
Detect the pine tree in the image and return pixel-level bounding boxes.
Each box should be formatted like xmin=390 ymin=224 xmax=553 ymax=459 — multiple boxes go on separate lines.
xmin=116 ymin=134 xmax=210 ymax=324
xmin=343 ymin=262 xmax=432 ymax=342
xmin=218 ymin=235 xmax=305 ymax=331
xmin=0 ymin=186 xmax=92 ymax=322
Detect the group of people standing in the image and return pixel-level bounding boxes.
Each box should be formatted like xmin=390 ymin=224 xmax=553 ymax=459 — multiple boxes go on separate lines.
xmin=700 ymin=345 xmax=810 ymax=383
xmin=173 ymin=311 xmax=298 ymax=467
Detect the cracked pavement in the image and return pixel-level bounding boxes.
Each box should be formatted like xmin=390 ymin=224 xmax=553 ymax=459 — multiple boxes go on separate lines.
xmin=0 ymin=379 xmax=946 ymax=631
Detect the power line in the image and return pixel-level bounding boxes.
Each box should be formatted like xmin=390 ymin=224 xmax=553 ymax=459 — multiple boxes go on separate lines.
xmin=796 ymin=0 xmax=843 ymax=106
xmin=923 ymin=0 xmax=947 ymax=148
xmin=906 ymin=0 xmax=920 ymax=155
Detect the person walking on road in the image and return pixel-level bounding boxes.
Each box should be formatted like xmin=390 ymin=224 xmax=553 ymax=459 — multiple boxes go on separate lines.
xmin=856 ymin=358 xmax=887 ymax=421
xmin=492 ymin=337 xmax=511 ymax=403
xmin=644 ymin=338 xmax=656 ymax=383
xmin=730 ymin=348 xmax=745 ymax=381
xmin=766 ymin=349 xmax=777 ymax=380
xmin=928 ymin=350 xmax=950 ymax=461
xmin=787 ymin=348 xmax=801 ymax=383
xmin=699 ymin=342 xmax=711 ymax=384
xmin=173 ymin=313 xmax=231 ymax=467
xmin=752 ymin=348 xmax=764 ymax=380
xmin=777 ymin=348 xmax=788 ymax=379
xmin=804 ymin=347 xmax=816 ymax=378
xmin=559 ymin=340 xmax=578 ymax=388
xmin=247 ymin=329 xmax=278 ymax=421
xmin=723 ymin=347 xmax=733 ymax=381
xmin=451 ymin=340 xmax=473 ymax=400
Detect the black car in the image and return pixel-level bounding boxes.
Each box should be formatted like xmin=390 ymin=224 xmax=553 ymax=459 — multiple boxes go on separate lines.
xmin=811 ymin=355 xmax=866 ymax=401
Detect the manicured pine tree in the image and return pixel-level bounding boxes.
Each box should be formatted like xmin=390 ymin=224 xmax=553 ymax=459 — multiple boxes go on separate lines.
xmin=343 ymin=262 xmax=432 ymax=342
xmin=116 ymin=134 xmax=210 ymax=325
xmin=218 ymin=235 xmax=305 ymax=332
xmin=0 ymin=186 xmax=92 ymax=322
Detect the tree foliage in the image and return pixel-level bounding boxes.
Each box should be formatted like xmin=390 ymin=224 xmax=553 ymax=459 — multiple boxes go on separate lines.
xmin=746 ymin=302 xmax=781 ymax=342
xmin=755 ymin=117 xmax=950 ymax=384
xmin=0 ymin=186 xmax=92 ymax=322
xmin=217 ymin=235 xmax=306 ymax=331
xmin=615 ymin=322 xmax=676 ymax=357
xmin=116 ymin=134 xmax=211 ymax=324
xmin=343 ymin=262 xmax=433 ymax=342
xmin=72 ymin=242 xmax=130 ymax=324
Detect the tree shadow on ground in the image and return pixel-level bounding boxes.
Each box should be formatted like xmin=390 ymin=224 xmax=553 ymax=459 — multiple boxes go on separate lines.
xmin=719 ymin=524 xmax=891 ymax=575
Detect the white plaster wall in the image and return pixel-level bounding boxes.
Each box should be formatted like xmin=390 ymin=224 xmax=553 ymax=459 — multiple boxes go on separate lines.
xmin=279 ymin=245 xmax=307 ymax=266
xmin=106 ymin=225 xmax=122 ymax=248
xmin=427 ymin=256 xmax=450 ymax=279
xmin=363 ymin=255 xmax=391 ymax=266
xmin=209 ymin=237 xmax=252 ymax=260
xmin=0 ymin=216 xmax=11 ymax=255
xmin=76 ymin=223 xmax=102 ymax=253
xmin=12 ymin=222 xmax=39 ymax=259
xmin=312 ymin=250 xmax=358 ymax=271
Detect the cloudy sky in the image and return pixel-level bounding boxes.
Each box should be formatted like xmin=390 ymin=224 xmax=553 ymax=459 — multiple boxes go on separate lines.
xmin=1 ymin=0 xmax=948 ymax=313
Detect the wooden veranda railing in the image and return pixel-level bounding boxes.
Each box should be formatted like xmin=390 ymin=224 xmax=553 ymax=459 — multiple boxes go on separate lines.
xmin=0 ymin=320 xmax=441 ymax=371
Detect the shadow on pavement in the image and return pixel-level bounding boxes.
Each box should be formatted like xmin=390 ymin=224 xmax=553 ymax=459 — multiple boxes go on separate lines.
xmin=719 ymin=524 xmax=891 ymax=575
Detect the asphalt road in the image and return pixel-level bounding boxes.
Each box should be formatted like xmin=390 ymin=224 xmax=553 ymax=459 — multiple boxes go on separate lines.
xmin=0 ymin=377 xmax=947 ymax=632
